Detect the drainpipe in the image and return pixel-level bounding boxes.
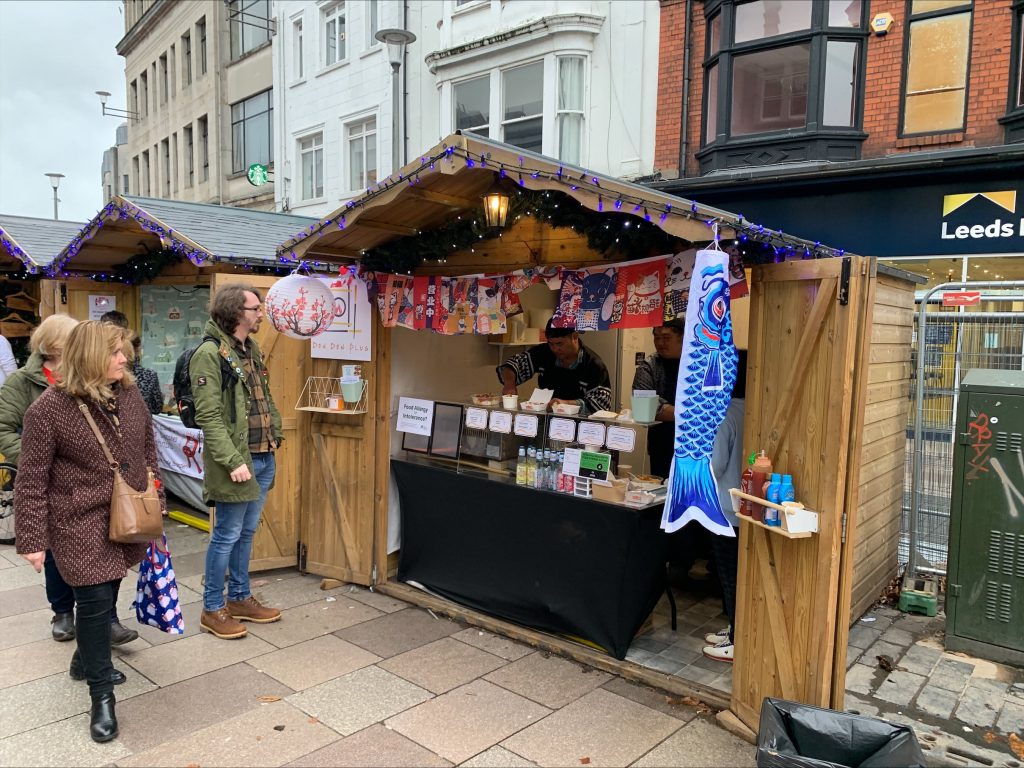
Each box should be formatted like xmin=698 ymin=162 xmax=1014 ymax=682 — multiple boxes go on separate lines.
xmin=677 ymin=0 xmax=693 ymax=179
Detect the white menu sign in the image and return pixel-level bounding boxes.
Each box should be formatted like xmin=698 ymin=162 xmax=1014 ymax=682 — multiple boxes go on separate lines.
xmin=397 ymin=397 xmax=434 ymax=436
xmin=465 ymin=407 xmax=488 ymax=430
xmin=489 ymin=410 xmax=513 ymax=434
xmin=514 ymin=414 xmax=539 ymax=437
xmin=548 ymin=418 xmax=577 ymax=443
xmin=605 ymin=425 xmax=637 ymax=452
xmin=577 ymin=421 xmax=607 ymax=447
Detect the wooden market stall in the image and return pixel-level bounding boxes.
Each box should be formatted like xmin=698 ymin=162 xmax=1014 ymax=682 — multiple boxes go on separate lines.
xmin=36 ymin=195 xmax=319 ymax=567
xmin=280 ymin=133 xmax=919 ymax=729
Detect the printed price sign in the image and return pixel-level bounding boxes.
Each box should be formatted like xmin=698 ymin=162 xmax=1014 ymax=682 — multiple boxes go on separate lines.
xmin=489 ymin=410 xmax=513 ymax=434
xmin=514 ymin=413 xmax=539 ymax=437
xmin=465 ymin=407 xmax=488 ymax=430
xmin=578 ymin=450 xmax=612 ymax=481
xmin=548 ymin=417 xmax=577 ymax=442
xmin=605 ymin=426 xmax=636 ymax=452
xmin=577 ymin=421 xmax=607 ymax=447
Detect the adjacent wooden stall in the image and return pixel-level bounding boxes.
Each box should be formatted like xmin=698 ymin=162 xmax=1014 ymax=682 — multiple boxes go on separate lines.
xmin=33 ymin=196 xmax=318 ymax=570
xmin=281 ymin=133 xmax=918 ymax=725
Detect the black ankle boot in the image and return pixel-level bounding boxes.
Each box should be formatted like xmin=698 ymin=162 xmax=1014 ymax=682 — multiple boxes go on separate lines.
xmin=89 ymin=692 xmax=118 ymax=743
xmin=70 ymin=652 xmax=127 ymax=685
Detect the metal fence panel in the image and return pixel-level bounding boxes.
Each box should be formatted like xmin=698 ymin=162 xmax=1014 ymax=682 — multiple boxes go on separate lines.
xmin=903 ymin=285 xmax=1024 ymax=576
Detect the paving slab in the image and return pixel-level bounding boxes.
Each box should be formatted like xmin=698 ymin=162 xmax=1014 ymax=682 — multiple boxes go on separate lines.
xmin=387 ymin=679 xmax=550 ymax=765
xmin=250 ymin=634 xmax=381 ymax=691
xmin=954 ymin=678 xmax=1008 ymax=728
xmin=847 ymin=624 xmax=882 ymax=650
xmin=0 ymin=711 xmax=132 ymax=767
xmin=118 ymin=700 xmax=340 ymax=767
xmin=0 ymin=608 xmax=55 ymax=652
xmin=879 ymin=627 xmax=916 ymax=649
xmin=0 ymin=635 xmax=75 ymax=689
xmin=914 ymin=684 xmax=959 ymax=719
xmin=344 ymin=586 xmax=411 ymax=613
xmin=287 ymin=665 xmax=432 ymax=737
xmin=502 ymin=688 xmax=681 ymax=768
xmin=674 ymin=665 xmax=722 ymax=687
xmin=639 ymin=655 xmax=686 ymax=675
xmin=632 ymin=717 xmax=756 ymax=767
xmin=249 ymin=574 xmax=348 ymax=611
xmin=929 ymin=658 xmax=974 ymax=693
xmin=995 ymin=698 xmax=1024 ymax=734
xmin=285 ymin=724 xmax=452 ymax=767
xmin=601 ymin=678 xmax=697 ymax=722
xmin=335 ymin=608 xmax=463 ymax=658
xmin=484 ymin=652 xmax=611 ymax=709
xmin=863 ymin=640 xmax=906 ymax=667
xmin=874 ymin=670 xmax=927 ymax=706
xmin=460 ymin=745 xmax=537 ymax=767
xmin=0 ymin=584 xmax=46 ymax=619
xmin=659 ymin=644 xmax=702 ymax=665
xmin=0 ymin=563 xmax=45 ymax=592
xmin=844 ymin=663 xmax=878 ymax=696
xmin=381 ymin=637 xmax=506 ymax=695
xmin=122 ymin=630 xmax=276 ymax=686
xmin=245 ymin=595 xmax=384 ymax=648
xmin=114 ymin=662 xmax=295 ymax=754
xmin=898 ymin=644 xmax=942 ymax=677
xmin=451 ymin=628 xmax=534 ymax=661
xmin=842 ymin=693 xmax=880 ymax=718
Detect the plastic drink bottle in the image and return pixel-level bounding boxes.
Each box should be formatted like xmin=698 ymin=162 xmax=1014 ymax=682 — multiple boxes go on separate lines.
xmin=526 ymin=447 xmax=537 ymax=487
xmin=781 ymin=474 xmax=796 ymax=503
xmin=764 ymin=473 xmax=783 ymax=526
xmin=739 ymin=452 xmax=756 ymax=517
xmin=555 ymin=452 xmax=564 ymax=492
xmin=750 ymin=451 xmax=773 ymax=522
xmin=516 ymin=447 xmax=527 ymax=485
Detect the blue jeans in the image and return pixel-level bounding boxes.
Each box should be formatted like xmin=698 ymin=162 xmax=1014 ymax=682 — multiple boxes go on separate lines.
xmin=203 ymin=452 xmax=275 ymax=611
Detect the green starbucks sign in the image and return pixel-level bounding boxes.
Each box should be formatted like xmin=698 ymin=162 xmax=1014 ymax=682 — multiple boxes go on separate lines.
xmin=247 ymin=163 xmax=269 ymax=187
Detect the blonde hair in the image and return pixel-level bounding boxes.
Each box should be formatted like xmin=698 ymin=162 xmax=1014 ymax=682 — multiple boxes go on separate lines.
xmin=29 ymin=314 xmax=79 ymax=359
xmin=58 ymin=321 xmax=136 ymax=402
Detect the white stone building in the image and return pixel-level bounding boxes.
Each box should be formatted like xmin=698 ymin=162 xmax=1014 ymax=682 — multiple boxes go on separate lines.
xmin=116 ymin=0 xmax=277 ymax=210
xmin=272 ymin=0 xmax=662 ymax=218
xmin=100 ymin=122 xmax=129 ymax=202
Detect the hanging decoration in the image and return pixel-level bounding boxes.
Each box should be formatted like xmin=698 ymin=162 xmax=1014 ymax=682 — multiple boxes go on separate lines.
xmin=662 ymin=247 xmax=739 ymax=537
xmin=265 ymin=272 xmax=334 ymax=339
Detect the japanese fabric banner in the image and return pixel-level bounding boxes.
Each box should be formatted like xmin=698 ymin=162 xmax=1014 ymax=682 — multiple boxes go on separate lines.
xmin=662 ymin=248 xmax=738 ymax=537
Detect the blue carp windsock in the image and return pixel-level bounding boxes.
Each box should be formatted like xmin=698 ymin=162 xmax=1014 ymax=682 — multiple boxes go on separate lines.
xmin=661 ymin=248 xmax=738 ymax=536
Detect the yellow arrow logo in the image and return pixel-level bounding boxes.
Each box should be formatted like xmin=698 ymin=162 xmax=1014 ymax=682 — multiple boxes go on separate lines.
xmin=943 ymin=191 xmax=1016 ymax=217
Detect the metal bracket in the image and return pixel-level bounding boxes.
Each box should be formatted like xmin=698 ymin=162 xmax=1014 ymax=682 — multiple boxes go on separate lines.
xmin=298 ymin=542 xmax=308 ymax=572
xmin=838 ymin=257 xmax=851 ymax=306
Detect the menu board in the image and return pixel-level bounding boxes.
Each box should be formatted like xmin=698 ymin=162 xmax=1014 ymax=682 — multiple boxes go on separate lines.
xmin=465 ymin=407 xmax=488 ymax=430
xmin=577 ymin=421 xmax=607 ymax=448
xmin=605 ymin=426 xmax=637 ymax=452
xmin=489 ymin=410 xmax=513 ymax=434
xmin=139 ymin=285 xmax=211 ymax=408
xmin=513 ymin=414 xmax=539 ymax=437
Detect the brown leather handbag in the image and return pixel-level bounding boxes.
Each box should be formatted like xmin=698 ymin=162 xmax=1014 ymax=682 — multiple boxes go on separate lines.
xmin=77 ymin=399 xmax=163 ymax=544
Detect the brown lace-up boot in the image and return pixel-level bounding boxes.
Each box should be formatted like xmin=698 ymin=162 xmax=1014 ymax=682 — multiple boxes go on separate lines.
xmin=227 ymin=595 xmax=282 ymax=624
xmin=200 ymin=607 xmax=247 ymax=639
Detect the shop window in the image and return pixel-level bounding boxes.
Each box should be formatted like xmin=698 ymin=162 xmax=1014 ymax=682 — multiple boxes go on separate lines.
xmin=698 ymin=0 xmax=867 ymax=173
xmin=229 ymin=0 xmax=271 ymax=61
xmin=901 ymin=0 xmax=972 ymax=136
xmin=231 ymin=90 xmax=273 ymax=174
xmin=1002 ymin=0 xmax=1024 ymax=142
xmin=299 ymin=132 xmax=323 ymax=200
xmin=502 ymin=61 xmax=543 ymax=153
xmin=556 ymin=56 xmax=585 ymax=165
xmin=182 ymin=31 xmax=192 ymax=86
xmin=323 ymin=2 xmax=347 ymax=67
xmin=455 ymin=75 xmax=489 ymax=137
xmin=347 ymin=117 xmax=377 ymax=191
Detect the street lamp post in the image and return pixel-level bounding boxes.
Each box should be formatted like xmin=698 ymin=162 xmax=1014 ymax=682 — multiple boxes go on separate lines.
xmin=374 ymin=28 xmax=417 ymax=176
xmin=44 ymin=173 xmax=65 ymax=221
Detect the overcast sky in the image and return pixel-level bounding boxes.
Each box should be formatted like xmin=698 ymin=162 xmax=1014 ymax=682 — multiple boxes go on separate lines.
xmin=0 ymin=0 xmax=124 ymax=223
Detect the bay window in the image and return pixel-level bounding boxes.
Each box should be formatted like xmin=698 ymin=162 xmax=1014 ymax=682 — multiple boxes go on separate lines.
xmin=556 ymin=56 xmax=585 ymax=165
xmin=502 ymin=61 xmax=543 ymax=153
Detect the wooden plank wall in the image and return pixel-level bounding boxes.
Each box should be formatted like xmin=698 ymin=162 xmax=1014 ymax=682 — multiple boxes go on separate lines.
xmin=850 ymin=273 xmax=915 ymax=620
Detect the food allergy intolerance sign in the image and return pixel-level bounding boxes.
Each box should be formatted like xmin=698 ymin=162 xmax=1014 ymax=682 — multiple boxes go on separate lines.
xmin=397 ymin=397 xmax=434 ymax=436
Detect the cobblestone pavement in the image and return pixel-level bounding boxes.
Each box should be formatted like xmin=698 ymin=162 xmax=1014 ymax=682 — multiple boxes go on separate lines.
xmin=0 ymin=524 xmax=755 ymax=767
xmin=844 ymin=604 xmax=1024 ymax=768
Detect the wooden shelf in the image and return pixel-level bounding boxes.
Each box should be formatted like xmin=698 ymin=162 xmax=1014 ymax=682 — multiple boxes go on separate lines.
xmin=728 ymin=489 xmax=818 ymax=538
xmin=295 ymin=406 xmax=366 ymax=415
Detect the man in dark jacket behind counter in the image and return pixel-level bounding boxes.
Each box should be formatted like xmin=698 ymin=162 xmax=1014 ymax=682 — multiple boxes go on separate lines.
xmin=190 ymin=284 xmax=283 ymax=640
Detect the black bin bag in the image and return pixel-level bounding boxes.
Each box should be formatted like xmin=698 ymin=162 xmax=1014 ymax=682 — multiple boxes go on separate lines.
xmin=756 ymin=698 xmax=928 ymax=768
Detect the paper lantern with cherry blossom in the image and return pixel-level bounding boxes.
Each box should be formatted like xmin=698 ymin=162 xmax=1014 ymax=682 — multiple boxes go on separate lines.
xmin=265 ymin=274 xmax=334 ymax=339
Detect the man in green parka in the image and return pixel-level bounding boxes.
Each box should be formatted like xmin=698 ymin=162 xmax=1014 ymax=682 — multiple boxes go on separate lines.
xmin=191 ymin=284 xmax=284 ymax=639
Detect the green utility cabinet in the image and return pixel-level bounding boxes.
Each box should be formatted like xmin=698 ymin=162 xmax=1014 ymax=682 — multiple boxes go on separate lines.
xmin=946 ymin=369 xmax=1024 ymax=666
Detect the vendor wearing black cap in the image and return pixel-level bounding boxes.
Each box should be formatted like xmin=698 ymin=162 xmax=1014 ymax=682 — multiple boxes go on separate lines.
xmin=497 ymin=319 xmax=612 ymax=415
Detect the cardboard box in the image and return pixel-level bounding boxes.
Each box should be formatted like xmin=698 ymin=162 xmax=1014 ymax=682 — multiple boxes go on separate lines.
xmin=591 ymin=479 xmax=627 ymax=504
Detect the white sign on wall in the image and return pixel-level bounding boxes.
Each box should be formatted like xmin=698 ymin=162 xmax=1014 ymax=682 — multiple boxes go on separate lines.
xmin=88 ymin=295 xmax=116 ymax=321
xmin=311 ymin=274 xmax=373 ymax=361
xmin=396 ymin=397 xmax=434 ymax=435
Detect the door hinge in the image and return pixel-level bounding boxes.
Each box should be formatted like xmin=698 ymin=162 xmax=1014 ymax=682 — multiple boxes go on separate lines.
xmin=298 ymin=542 xmax=308 ymax=572
xmin=371 ymin=564 xmax=378 ymax=584
xmin=838 ymin=257 xmax=851 ymax=306
xmin=950 ymin=583 xmax=961 ymax=596
xmin=958 ymin=432 xmax=971 ymax=445
xmin=841 ymin=511 xmax=847 ymax=544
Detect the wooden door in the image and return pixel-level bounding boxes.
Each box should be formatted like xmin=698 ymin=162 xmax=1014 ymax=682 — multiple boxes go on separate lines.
xmin=297 ymin=318 xmax=389 ymax=585
xmin=731 ymin=257 xmax=869 ymax=732
xmin=211 ymin=274 xmax=306 ymax=571
xmin=59 ymin=279 xmax=139 ymax=324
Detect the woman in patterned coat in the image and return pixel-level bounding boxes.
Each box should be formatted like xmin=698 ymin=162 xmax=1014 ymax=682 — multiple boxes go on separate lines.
xmin=15 ymin=321 xmax=165 ymax=743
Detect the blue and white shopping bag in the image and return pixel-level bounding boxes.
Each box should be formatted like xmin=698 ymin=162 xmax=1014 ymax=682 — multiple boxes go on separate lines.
xmin=135 ymin=535 xmax=185 ymax=634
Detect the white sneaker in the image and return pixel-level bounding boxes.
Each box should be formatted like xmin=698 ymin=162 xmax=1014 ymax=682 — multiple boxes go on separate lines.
xmin=703 ymin=626 xmax=730 ymax=645
xmin=703 ymin=639 xmax=734 ymax=662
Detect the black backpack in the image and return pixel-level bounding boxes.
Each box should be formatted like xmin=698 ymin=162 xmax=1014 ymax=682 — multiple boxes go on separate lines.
xmin=173 ymin=335 xmax=239 ymax=429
